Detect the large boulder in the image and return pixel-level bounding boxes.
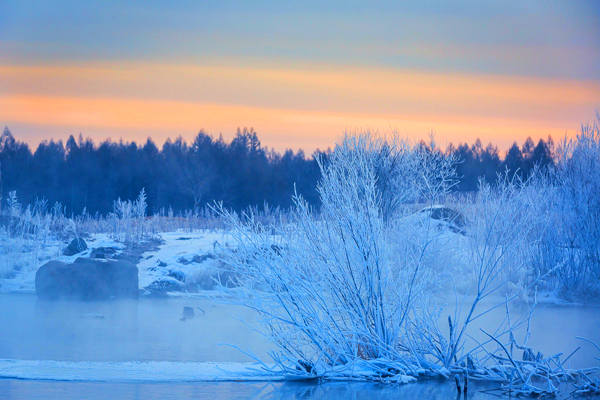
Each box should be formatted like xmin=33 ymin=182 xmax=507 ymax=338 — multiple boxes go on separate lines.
xmin=35 ymin=258 xmax=138 ymax=300
xmin=63 ymin=238 xmax=87 ymax=256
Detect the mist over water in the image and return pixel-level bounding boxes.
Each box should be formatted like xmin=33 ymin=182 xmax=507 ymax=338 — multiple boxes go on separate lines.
xmin=0 ymin=294 xmax=272 ymax=363
xmin=0 ymin=293 xmax=598 ymax=399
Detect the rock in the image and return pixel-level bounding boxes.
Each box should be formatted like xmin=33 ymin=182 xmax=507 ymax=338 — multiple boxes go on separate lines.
xmin=63 ymin=238 xmax=88 ymax=256
xmin=177 ymin=257 xmax=191 ymax=265
xmin=144 ymin=278 xmax=184 ymax=297
xmin=180 ymin=306 xmax=194 ymax=321
xmin=117 ymin=249 xmax=143 ymax=264
xmin=89 ymin=246 xmax=118 ymax=259
xmin=185 ymin=272 xmax=218 ymax=290
xmin=185 ymin=265 xmax=238 ymax=291
xmin=421 ymin=206 xmax=466 ymax=234
xmin=177 ymin=254 xmax=215 ymax=265
xmin=35 ymin=258 xmax=138 ymax=300
xmin=167 ymin=269 xmax=186 ymax=282
xmin=191 ymin=254 xmax=215 ymax=263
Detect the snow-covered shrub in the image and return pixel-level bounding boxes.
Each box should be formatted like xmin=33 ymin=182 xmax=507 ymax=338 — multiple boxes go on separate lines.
xmin=530 ymin=121 xmax=600 ymax=299
xmin=444 ymin=120 xmax=600 ymax=302
xmin=217 ymin=132 xmax=589 ymax=390
xmin=468 ymin=176 xmax=542 ymax=292
xmin=109 ymin=188 xmax=152 ymax=243
xmin=0 ymin=193 xmax=69 ymax=243
xmin=553 ymin=121 xmax=600 ymax=297
xmin=218 ymin=134 xmax=458 ymax=377
xmin=356 ymin=135 xmax=456 ymax=221
xmin=401 ymin=173 xmax=546 ymax=373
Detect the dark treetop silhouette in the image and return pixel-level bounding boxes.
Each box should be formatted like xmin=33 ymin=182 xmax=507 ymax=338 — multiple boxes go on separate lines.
xmin=1 ymin=126 xmax=554 ymax=214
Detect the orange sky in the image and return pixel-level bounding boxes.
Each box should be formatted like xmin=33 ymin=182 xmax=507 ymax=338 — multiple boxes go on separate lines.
xmin=1 ymin=62 xmax=598 ymax=152
xmin=2 ymin=2 xmax=599 ymax=152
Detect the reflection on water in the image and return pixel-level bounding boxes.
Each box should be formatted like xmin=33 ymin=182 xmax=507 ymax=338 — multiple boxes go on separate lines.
xmin=0 ymin=379 xmax=503 ymax=400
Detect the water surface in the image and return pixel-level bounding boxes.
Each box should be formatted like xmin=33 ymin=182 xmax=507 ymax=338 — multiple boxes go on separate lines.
xmin=0 ymin=293 xmax=271 ymax=362
xmin=0 ymin=294 xmax=597 ymax=399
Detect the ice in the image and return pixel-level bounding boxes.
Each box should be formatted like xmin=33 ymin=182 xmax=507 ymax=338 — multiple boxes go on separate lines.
xmin=0 ymin=359 xmax=280 ymax=382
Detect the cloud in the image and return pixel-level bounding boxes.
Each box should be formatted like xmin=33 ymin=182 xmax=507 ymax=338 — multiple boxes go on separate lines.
xmin=0 ymin=64 xmax=593 ymax=152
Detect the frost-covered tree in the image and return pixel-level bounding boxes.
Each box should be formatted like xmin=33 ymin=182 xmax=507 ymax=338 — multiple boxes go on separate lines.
xmin=218 ymin=133 xmax=457 ymax=377
xmin=535 ymin=120 xmax=600 ymax=298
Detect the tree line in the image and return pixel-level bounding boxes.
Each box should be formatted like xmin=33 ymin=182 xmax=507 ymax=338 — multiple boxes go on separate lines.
xmin=0 ymin=126 xmax=555 ymax=214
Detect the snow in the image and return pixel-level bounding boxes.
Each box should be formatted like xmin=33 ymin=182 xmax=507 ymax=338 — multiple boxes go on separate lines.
xmin=0 ymin=359 xmax=280 ymax=382
xmin=137 ymin=230 xmax=233 ymax=293
xmin=0 ymin=233 xmax=124 ymax=293
xmin=396 ymin=210 xmax=472 ymax=291
xmin=0 ymin=220 xmax=471 ymax=296
xmin=0 ymin=229 xmax=236 ymax=295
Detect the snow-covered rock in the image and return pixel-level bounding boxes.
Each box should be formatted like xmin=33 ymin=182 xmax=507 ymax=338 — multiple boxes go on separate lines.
xmin=35 ymin=257 xmax=138 ymax=300
xmin=0 ymin=233 xmax=124 ymax=293
xmin=138 ymin=231 xmax=234 ymax=295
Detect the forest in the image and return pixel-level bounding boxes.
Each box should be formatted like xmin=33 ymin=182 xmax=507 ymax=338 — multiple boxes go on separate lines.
xmin=0 ymin=126 xmax=554 ymax=214
xmin=0 ymin=122 xmax=598 ymax=397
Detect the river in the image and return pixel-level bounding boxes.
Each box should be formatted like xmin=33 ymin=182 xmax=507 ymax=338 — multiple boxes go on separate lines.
xmin=0 ymin=293 xmax=597 ymax=399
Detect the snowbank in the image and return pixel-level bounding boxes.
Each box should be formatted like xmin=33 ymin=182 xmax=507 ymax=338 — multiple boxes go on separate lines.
xmin=138 ymin=231 xmax=233 ymax=294
xmin=0 ymin=359 xmax=279 ymax=382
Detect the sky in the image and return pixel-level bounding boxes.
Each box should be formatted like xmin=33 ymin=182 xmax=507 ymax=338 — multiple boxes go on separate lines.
xmin=0 ymin=1 xmax=599 ymax=152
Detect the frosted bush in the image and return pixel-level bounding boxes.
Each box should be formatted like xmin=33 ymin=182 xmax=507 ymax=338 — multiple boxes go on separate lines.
xmin=531 ymin=120 xmax=600 ymax=299
xmin=216 ymin=132 xmax=596 ymax=393
xmin=218 ymin=134 xmax=458 ymax=377
xmin=110 ymin=188 xmax=151 ymax=243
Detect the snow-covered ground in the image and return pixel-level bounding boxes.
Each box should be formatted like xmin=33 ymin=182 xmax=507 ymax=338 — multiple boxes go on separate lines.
xmin=0 ymin=214 xmax=551 ymax=301
xmin=0 ymin=210 xmax=470 ymax=296
xmin=0 ymin=229 xmax=237 ymax=296
xmin=0 ymin=233 xmax=124 ymax=293
xmin=138 ymin=230 xmax=234 ymax=294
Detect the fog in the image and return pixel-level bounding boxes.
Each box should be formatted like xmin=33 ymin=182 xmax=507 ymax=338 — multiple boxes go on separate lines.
xmin=0 ymin=294 xmax=272 ymax=363
xmin=0 ymin=292 xmax=598 ymax=399
xmin=1 ymin=293 xmax=598 ymax=367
